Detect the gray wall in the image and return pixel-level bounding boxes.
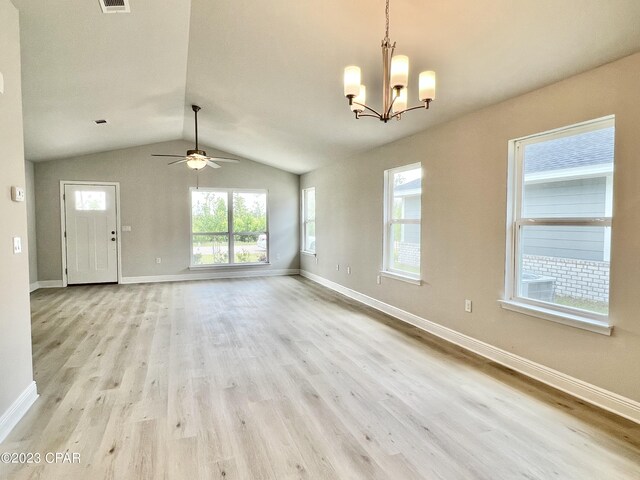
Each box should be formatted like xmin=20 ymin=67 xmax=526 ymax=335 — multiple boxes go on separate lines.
xmin=34 ymin=140 xmax=300 ymax=281
xmin=0 ymin=0 xmax=35 ymax=421
xmin=301 ymin=52 xmax=640 ymax=403
xmin=25 ymin=160 xmax=38 ymax=285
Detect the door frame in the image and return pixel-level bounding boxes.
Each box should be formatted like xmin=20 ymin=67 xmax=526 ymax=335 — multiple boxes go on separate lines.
xmin=59 ymin=180 xmax=122 ymax=287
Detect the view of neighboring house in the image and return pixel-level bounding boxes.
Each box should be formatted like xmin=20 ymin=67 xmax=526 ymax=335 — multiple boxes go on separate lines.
xmin=387 ymin=167 xmax=422 ymax=276
xmin=520 ymin=125 xmax=614 ymax=313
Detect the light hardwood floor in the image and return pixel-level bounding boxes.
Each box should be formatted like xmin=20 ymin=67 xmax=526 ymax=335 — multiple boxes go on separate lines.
xmin=2 ymin=276 xmax=639 ymax=479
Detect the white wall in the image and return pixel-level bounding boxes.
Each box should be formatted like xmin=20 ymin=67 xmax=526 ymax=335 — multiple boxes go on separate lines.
xmin=33 ymin=141 xmax=300 ymax=282
xmin=0 ymin=0 xmax=35 ymax=430
xmin=301 ymin=52 xmax=640 ymax=403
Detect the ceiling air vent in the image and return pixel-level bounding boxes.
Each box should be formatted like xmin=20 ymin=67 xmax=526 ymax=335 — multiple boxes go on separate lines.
xmin=99 ymin=0 xmax=130 ymax=14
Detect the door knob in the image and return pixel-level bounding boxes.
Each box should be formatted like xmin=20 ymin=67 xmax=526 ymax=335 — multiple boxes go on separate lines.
xmin=111 ymin=231 xmax=116 ymax=234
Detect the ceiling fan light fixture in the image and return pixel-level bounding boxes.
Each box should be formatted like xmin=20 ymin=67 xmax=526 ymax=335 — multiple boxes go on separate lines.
xmin=186 ymin=155 xmax=207 ymax=170
xmin=151 ymin=105 xmax=240 ymax=170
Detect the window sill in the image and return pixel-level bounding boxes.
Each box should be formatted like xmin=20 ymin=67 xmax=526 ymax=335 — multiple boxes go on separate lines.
xmin=189 ymin=263 xmax=271 ymax=270
xmin=300 ymin=251 xmax=316 ymax=257
xmin=379 ymin=271 xmax=422 ymax=286
xmin=498 ymin=300 xmax=612 ymax=336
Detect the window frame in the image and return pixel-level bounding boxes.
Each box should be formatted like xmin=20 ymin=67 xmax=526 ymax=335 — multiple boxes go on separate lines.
xmin=301 ymin=187 xmax=316 ymax=255
xmin=382 ymin=162 xmax=422 ymax=283
xmin=189 ymin=187 xmax=269 ymax=268
xmin=503 ymin=116 xmax=614 ymax=333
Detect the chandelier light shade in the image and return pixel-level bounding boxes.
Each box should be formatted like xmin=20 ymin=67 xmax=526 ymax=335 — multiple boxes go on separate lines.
xmin=343 ymin=0 xmax=436 ymax=122
xmin=392 ymin=87 xmax=407 ymax=114
xmin=419 ymin=70 xmax=436 ymax=102
xmin=389 ymin=55 xmax=409 ymax=89
xmin=351 ymin=85 xmax=366 ymax=112
xmin=344 ymin=66 xmax=362 ymax=97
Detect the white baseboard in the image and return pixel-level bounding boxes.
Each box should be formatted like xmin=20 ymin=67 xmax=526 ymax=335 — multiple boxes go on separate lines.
xmin=29 ymin=282 xmax=38 ymax=293
xmin=0 ymin=382 xmax=38 ymax=444
xmin=34 ymin=280 xmax=64 ymax=289
xmin=121 ymin=268 xmax=300 ymax=285
xmin=300 ymin=270 xmax=640 ymax=425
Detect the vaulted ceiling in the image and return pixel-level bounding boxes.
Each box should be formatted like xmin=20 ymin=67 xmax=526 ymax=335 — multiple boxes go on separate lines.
xmin=12 ymin=0 xmax=640 ymax=174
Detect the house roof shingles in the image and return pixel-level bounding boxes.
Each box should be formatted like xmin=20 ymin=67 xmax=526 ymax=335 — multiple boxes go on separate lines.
xmin=524 ymin=126 xmax=614 ymax=174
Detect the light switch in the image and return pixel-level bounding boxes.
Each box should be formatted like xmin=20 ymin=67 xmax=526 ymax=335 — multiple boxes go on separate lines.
xmin=122 ymin=225 xmax=132 ymax=232
xmin=11 ymin=186 xmax=25 ymax=202
xmin=13 ymin=237 xmax=22 ymax=254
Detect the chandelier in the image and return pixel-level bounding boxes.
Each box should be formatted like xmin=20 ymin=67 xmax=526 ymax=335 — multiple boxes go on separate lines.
xmin=343 ymin=0 xmax=436 ymax=122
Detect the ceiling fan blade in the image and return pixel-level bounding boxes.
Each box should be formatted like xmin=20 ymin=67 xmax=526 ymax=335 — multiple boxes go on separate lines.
xmin=152 ymin=154 xmax=187 ymax=158
xmin=206 ymin=161 xmax=222 ymax=169
xmin=168 ymin=159 xmax=188 ymax=165
xmin=208 ymin=157 xmax=240 ymax=163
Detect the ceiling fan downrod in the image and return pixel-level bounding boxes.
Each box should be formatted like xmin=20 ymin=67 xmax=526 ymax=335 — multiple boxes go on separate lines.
xmin=188 ymin=104 xmax=206 ymax=157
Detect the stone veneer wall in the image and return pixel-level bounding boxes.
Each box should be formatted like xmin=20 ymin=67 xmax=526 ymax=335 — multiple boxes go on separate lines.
xmin=522 ymin=254 xmax=609 ymax=302
xmin=397 ymin=242 xmax=420 ymax=268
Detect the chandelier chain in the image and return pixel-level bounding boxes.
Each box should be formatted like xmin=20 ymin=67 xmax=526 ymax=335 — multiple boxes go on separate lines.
xmin=385 ymin=0 xmax=390 ymax=40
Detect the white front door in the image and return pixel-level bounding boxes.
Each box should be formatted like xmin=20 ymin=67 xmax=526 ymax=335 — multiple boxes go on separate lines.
xmin=64 ymin=184 xmax=118 ymax=284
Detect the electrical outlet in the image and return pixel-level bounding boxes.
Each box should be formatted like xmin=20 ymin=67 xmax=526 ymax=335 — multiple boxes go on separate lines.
xmin=336 ymin=264 xmax=340 ymax=271
xmin=155 ymin=257 xmax=161 ymax=264
xmin=315 ymin=256 xmax=318 ymax=264
xmin=347 ymin=266 xmax=351 ymax=274
xmin=465 ymin=299 xmax=472 ymax=313
xmin=376 ymin=275 xmax=381 ymax=285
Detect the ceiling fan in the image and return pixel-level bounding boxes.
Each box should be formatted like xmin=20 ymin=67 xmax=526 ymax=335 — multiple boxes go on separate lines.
xmin=152 ymin=105 xmax=239 ymax=170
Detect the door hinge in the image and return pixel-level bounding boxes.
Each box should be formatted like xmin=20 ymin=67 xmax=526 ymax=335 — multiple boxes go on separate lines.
xmin=63 ymin=194 xmax=65 ymax=200
xmin=65 ymin=268 xmax=68 ymax=274
xmin=64 ymin=231 xmax=67 ymax=238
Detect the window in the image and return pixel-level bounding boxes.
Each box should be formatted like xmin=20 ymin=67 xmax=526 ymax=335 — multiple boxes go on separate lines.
xmin=383 ymin=163 xmax=422 ymax=281
xmin=190 ymin=188 xmax=268 ymax=266
xmin=506 ymin=117 xmax=614 ymax=325
xmin=302 ymin=187 xmax=316 ymax=254
xmin=75 ymin=191 xmax=106 ymax=210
